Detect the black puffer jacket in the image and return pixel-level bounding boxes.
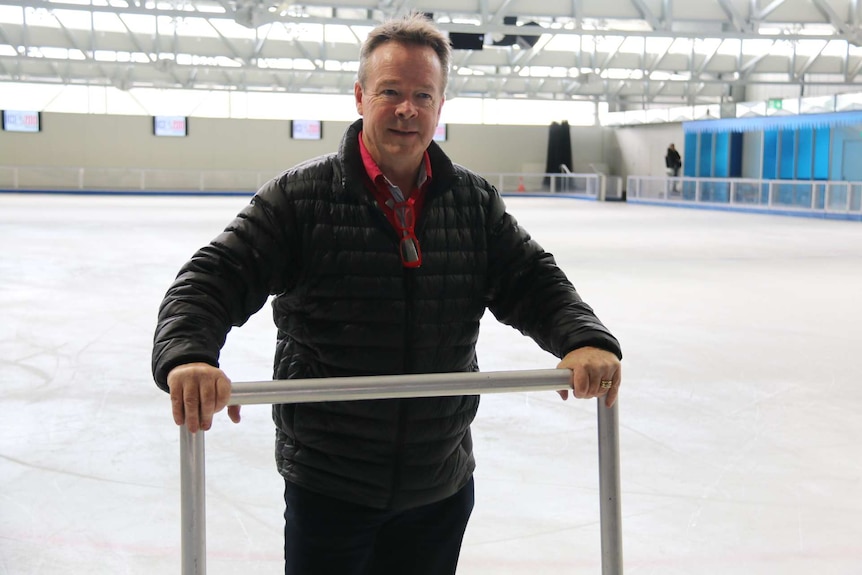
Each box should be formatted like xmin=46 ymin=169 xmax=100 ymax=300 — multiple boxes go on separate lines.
xmin=152 ymin=119 xmax=621 ymax=510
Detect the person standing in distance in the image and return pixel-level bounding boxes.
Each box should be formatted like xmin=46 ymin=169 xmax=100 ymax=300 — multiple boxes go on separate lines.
xmin=666 ymin=143 xmax=682 ymax=177
xmin=666 ymin=142 xmax=682 ymax=192
xmin=152 ymin=12 xmax=622 ymax=575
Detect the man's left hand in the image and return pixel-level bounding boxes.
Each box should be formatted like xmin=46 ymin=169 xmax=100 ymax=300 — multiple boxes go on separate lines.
xmin=556 ymin=347 xmax=621 ymax=407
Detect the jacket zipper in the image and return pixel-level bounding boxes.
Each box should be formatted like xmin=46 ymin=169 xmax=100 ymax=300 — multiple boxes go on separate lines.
xmin=387 ymin=266 xmax=414 ymax=508
xmin=384 ymin=179 xmax=442 ymax=508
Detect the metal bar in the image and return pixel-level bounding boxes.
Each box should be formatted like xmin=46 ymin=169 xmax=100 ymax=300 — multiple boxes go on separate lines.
xmin=180 ymin=425 xmax=206 ymax=575
xmin=598 ymin=398 xmax=623 ymax=575
xmin=180 ymin=369 xmax=623 ymax=574
xmin=227 ymin=369 xmax=573 ymax=406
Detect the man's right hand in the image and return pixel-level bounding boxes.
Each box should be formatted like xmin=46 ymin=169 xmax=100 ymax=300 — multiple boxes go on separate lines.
xmin=167 ymin=362 xmax=241 ymax=433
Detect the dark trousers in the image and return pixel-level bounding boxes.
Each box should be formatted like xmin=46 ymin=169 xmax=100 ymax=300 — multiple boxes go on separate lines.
xmin=283 ymin=477 xmax=475 ymax=575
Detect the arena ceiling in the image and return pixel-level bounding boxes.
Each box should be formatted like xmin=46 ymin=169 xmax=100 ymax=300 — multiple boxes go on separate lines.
xmin=2 ymin=0 xmax=862 ymax=107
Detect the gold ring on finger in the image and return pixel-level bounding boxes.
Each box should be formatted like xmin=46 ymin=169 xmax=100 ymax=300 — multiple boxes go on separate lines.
xmin=600 ymin=380 xmax=613 ymax=389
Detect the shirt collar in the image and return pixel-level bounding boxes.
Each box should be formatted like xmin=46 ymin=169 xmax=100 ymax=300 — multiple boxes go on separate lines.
xmin=358 ymin=132 xmax=432 ymax=192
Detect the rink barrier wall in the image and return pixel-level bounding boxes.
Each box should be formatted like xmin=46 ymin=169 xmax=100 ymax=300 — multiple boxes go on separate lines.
xmin=0 ymin=165 xmax=623 ymax=200
xmin=627 ymin=174 xmax=862 ymax=221
xmin=7 ymin=163 xmax=860 ymax=220
xmin=0 ymin=188 xmax=255 ymax=197
xmin=180 ymin=369 xmax=624 ymax=575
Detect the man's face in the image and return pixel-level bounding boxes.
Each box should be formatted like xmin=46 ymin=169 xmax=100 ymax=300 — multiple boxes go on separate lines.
xmin=355 ymin=41 xmax=445 ymax=174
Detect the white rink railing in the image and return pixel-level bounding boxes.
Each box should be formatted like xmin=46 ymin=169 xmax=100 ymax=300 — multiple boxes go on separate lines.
xmin=489 ymin=172 xmax=624 ymax=200
xmin=0 ymin=165 xmax=274 ymax=193
xmin=627 ymin=175 xmax=862 ymax=218
xmin=179 ymin=369 xmax=624 ymax=575
xmin=0 ymin=165 xmax=624 ymax=200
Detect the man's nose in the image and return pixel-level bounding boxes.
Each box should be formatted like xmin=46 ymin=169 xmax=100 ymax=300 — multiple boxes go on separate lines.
xmin=395 ymin=99 xmax=418 ymax=119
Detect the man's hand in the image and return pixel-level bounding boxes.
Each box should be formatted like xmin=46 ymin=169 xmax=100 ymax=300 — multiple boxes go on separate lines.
xmin=167 ymin=362 xmax=241 ymax=433
xmin=555 ymin=347 xmax=622 ymax=407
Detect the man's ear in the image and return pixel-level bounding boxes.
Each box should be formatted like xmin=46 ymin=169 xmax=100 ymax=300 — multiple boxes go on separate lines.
xmin=354 ymin=82 xmax=364 ymax=116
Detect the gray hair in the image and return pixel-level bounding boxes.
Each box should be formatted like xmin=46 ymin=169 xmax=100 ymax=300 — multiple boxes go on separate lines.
xmin=357 ymin=12 xmax=451 ymax=94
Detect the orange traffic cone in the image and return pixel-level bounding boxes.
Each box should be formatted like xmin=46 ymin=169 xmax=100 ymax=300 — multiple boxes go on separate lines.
xmin=517 ymin=177 xmax=526 ymax=192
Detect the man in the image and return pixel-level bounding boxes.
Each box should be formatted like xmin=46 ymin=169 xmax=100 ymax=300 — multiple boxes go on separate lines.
xmin=152 ymin=12 xmax=622 ymax=575
xmin=666 ymin=143 xmax=682 ymax=177
xmin=665 ymin=143 xmax=682 ymax=193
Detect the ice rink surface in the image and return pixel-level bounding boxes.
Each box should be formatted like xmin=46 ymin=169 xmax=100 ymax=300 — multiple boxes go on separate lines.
xmin=1 ymin=193 xmax=861 ymax=575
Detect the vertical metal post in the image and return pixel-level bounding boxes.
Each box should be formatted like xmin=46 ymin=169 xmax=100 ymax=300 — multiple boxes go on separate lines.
xmin=598 ymin=400 xmax=623 ymax=575
xmin=180 ymin=426 xmax=206 ymax=575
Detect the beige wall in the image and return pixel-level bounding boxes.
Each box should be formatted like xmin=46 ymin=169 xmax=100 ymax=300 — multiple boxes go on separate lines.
xmin=440 ymin=123 xmax=611 ymax=174
xmin=0 ymin=113 xmax=336 ymax=171
xmin=0 ymin=112 xmax=615 ymax=178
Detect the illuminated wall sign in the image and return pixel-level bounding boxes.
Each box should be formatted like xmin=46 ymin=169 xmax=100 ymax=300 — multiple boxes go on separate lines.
xmin=291 ymin=119 xmax=322 ymax=140
xmin=153 ymin=116 xmax=188 ymax=137
xmin=2 ymin=110 xmax=41 ymax=132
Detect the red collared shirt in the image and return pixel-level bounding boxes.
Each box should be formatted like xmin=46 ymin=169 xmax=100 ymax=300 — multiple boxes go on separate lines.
xmin=358 ymin=133 xmax=431 ymax=231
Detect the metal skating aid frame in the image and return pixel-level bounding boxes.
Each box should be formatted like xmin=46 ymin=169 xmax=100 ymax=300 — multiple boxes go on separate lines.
xmin=179 ymin=369 xmax=623 ymax=574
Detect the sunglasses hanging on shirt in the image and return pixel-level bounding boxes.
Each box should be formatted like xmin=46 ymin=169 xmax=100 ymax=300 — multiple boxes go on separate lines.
xmin=387 ymin=198 xmax=422 ymax=268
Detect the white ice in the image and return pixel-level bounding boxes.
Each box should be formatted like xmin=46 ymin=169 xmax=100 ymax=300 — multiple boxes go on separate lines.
xmin=1 ymin=194 xmax=861 ymax=574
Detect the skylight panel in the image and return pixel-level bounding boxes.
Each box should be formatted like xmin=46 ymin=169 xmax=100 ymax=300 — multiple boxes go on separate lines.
xmin=0 ymin=5 xmax=24 ymax=25
xmin=92 ymin=12 xmax=127 ymax=33
xmin=51 ymin=8 xmax=92 ymax=29
xmin=324 ymin=24 xmax=360 ymax=44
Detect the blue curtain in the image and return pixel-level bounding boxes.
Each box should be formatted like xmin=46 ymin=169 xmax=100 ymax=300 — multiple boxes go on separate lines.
xmin=796 ymin=128 xmax=813 ymax=179
xmin=714 ymin=133 xmax=729 ymax=177
xmin=779 ymin=130 xmax=795 ymax=179
xmin=763 ymin=130 xmax=779 ymax=179
xmin=729 ymin=133 xmax=743 ymax=177
xmin=684 ymin=133 xmax=697 ymax=177
xmin=814 ymin=128 xmax=830 ymax=179
xmin=698 ymin=133 xmax=713 ymax=177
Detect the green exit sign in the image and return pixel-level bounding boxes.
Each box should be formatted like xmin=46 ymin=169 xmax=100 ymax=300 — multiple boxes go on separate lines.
xmin=767 ymin=98 xmax=783 ymax=110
